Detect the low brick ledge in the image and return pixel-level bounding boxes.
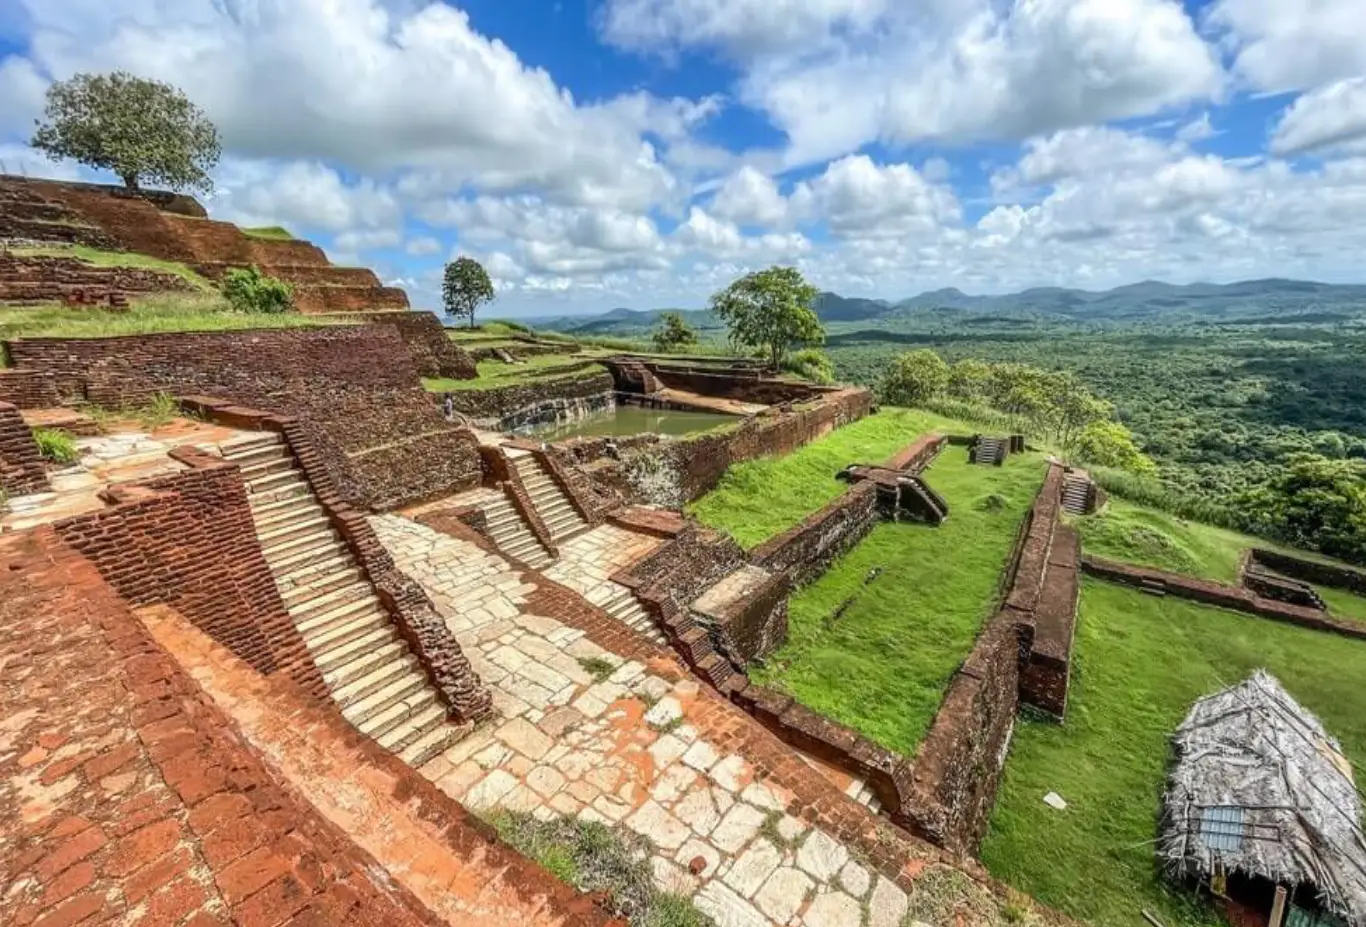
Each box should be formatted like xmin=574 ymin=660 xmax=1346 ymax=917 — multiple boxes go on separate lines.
xmin=1081 ymin=554 xmax=1366 ymax=640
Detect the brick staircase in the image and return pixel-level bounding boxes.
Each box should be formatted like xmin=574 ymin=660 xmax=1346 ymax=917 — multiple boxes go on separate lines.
xmin=508 ymin=450 xmax=589 ymax=543
xmin=597 ymin=583 xmax=668 ymax=645
xmin=220 ymin=432 xmax=465 ymax=765
xmin=1060 ymin=474 xmax=1095 ymax=515
xmin=480 ymin=489 xmax=554 ymax=569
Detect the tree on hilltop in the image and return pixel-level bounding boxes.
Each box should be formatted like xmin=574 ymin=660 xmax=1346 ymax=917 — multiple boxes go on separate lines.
xmin=710 ymin=266 xmax=824 ymax=370
xmin=32 ymin=72 xmax=221 ymax=193
xmin=443 ymin=256 xmax=496 ymax=329
xmin=652 ymin=312 xmax=699 ymax=353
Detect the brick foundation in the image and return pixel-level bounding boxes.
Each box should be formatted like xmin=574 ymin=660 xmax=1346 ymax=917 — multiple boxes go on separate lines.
xmin=0 ymin=400 xmax=48 ymax=496
xmin=750 ymin=481 xmax=881 ymax=587
xmin=1245 ymin=547 xmax=1366 ymax=597
xmin=6 ymin=325 xmax=483 ymax=510
xmin=337 ymin=310 xmax=477 ymax=379
xmin=0 ymin=368 xmax=61 ymax=408
xmin=1083 ymin=555 xmax=1366 ymax=639
xmin=0 ymin=252 xmax=193 ymax=304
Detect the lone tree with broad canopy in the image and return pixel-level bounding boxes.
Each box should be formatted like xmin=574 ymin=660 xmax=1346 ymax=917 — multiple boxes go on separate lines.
xmin=710 ymin=266 xmax=824 ymax=370
xmin=32 ymin=72 xmax=221 ymax=193
xmin=652 ymin=312 xmax=699 ymax=353
xmin=443 ymin=256 xmax=496 ymax=329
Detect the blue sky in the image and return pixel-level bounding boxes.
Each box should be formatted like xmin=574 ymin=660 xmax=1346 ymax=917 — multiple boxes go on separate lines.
xmin=2 ymin=0 xmax=1365 ymax=318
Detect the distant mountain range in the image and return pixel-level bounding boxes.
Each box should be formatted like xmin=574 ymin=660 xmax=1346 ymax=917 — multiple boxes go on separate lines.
xmin=529 ymin=278 xmax=1366 ymax=336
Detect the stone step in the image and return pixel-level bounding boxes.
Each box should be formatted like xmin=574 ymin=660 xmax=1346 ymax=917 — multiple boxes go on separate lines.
xmin=258 ymin=514 xmax=332 ymax=549
xmin=281 ymin=568 xmax=363 ymax=610
xmin=323 ymin=639 xmax=409 ymax=691
xmin=270 ymin=537 xmax=349 ymax=575
xmin=343 ymin=669 xmax=429 ymax=726
xmin=277 ymin=554 xmax=355 ymax=594
xmin=221 ymin=433 xmax=283 ymax=455
xmin=251 ymin=494 xmax=324 ymax=527
xmin=397 ymin=718 xmax=463 ymax=767
xmin=305 ymin=608 xmax=389 ymax=657
xmin=355 ymin=686 xmax=439 ymax=742
xmin=313 ymin=626 xmax=398 ymax=675
xmin=222 ymin=444 xmax=291 ymax=468
xmin=331 ymin=653 xmax=420 ymax=708
xmin=288 ymin=579 xmax=373 ymax=620
xmin=239 ymin=455 xmax=296 ymax=482
xmin=259 ymin=526 xmax=337 ymax=562
xmin=296 ymin=594 xmax=382 ymax=637
xmin=378 ymin=701 xmax=448 ymax=753
xmin=250 ymin=480 xmax=311 ymax=506
xmin=246 ymin=468 xmax=304 ymax=494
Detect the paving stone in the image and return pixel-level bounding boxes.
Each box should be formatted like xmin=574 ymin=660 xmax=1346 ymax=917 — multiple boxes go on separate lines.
xmin=710 ymin=754 xmax=749 ymax=793
xmin=838 ymin=860 xmax=870 ymax=898
xmin=867 ymin=877 xmax=909 ymax=927
xmin=673 ymin=786 xmax=722 ymax=837
xmin=693 ymin=881 xmax=770 ymax=927
xmin=548 ymin=792 xmax=583 ymax=816
xmin=625 ymin=800 xmax=691 ymax=850
xmin=527 ymin=765 xmax=567 ymax=798
xmin=433 ymin=760 xmax=484 ymax=799
xmin=722 ymin=838 xmax=782 ymax=899
xmin=555 ymin=750 xmax=596 ymax=781
xmin=753 ymin=866 xmax=813 ymax=923
xmin=592 ymin=795 xmax=632 ymax=822
xmin=650 ymin=856 xmax=698 ymax=895
xmin=472 ymin=742 xmax=513 ymax=769
xmin=648 ymin=734 xmax=688 ymax=769
xmin=650 ymin=763 xmax=699 ymax=805
xmin=675 ymin=838 xmax=721 ymax=880
xmin=777 ymin=814 xmax=809 ymax=844
xmin=681 ymin=740 xmax=720 ymax=773
xmin=634 ymin=675 xmax=673 ymax=702
xmin=711 ymin=802 xmax=767 ymax=854
xmin=538 ymin=707 xmax=585 ymax=737
xmin=802 ymin=891 xmax=862 ymax=927
xmin=644 ymin=696 xmax=683 ymax=729
xmin=495 ymin=716 xmax=554 ymax=760
xmin=740 ymin=781 xmax=784 ymax=812
xmin=518 ymin=661 xmax=572 ymax=694
xmin=796 ymin=830 xmax=849 ymax=882
xmin=502 ymin=784 xmax=542 ymax=813
xmin=464 ymin=769 xmax=519 ymax=810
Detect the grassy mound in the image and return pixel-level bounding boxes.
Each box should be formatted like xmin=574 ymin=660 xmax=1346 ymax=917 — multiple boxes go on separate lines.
xmin=239 ymin=225 xmax=294 ymax=240
xmin=11 ymin=245 xmax=213 ymax=290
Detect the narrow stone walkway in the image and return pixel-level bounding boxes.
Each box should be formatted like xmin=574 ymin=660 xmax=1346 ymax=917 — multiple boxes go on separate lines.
xmin=370 ymin=515 xmax=914 ymax=927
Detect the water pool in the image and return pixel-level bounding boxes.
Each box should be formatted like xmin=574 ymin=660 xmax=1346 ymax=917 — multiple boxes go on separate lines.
xmin=525 ymin=404 xmax=738 ymax=440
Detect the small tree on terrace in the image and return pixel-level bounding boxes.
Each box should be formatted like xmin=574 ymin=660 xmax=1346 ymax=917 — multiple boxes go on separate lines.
xmin=881 ymin=349 xmax=949 ymax=406
xmin=443 ymin=256 xmax=496 ymax=329
xmin=652 ymin=312 xmax=698 ymax=353
xmin=32 ymin=72 xmax=221 ymax=193
xmin=709 ymin=266 xmax=823 ymax=370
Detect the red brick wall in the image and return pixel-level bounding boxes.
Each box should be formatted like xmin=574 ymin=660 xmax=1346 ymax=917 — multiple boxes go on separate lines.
xmin=7 ymin=325 xmax=483 ymax=510
xmin=0 ymin=253 xmax=193 ymax=303
xmin=0 ymin=400 xmax=48 ymax=496
xmin=50 ymin=449 xmax=328 ymax=700
xmin=339 ymin=310 xmax=477 ymax=379
xmin=0 ymin=527 xmax=460 ymax=927
xmin=1248 ymin=548 xmax=1366 ymax=596
xmin=750 ymin=481 xmax=880 ymax=587
xmin=0 ymin=369 xmax=60 ymax=409
xmin=1083 ymin=555 xmax=1366 ymax=640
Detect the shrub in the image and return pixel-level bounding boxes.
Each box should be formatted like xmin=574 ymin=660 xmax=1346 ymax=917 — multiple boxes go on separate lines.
xmin=220 ymin=266 xmax=293 ymax=314
xmin=34 ymin=428 xmax=79 ymax=465
xmin=783 ymin=348 xmax=835 ymax=385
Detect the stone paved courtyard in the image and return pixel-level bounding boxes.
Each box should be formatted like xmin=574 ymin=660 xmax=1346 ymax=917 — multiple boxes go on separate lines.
xmin=543 ymin=523 xmax=664 ymax=608
xmin=370 ymin=514 xmax=912 ymax=927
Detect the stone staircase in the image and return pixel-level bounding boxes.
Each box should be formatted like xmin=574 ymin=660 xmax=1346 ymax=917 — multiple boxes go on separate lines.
xmin=598 ymin=583 xmax=668 ymax=645
xmin=479 ymin=489 xmax=554 ymax=569
xmin=971 ymin=436 xmax=1008 ymax=466
xmin=508 ymin=451 xmax=589 ymax=544
xmin=219 ymin=432 xmax=465 ymax=766
xmin=1061 ymin=474 xmax=1095 ymax=515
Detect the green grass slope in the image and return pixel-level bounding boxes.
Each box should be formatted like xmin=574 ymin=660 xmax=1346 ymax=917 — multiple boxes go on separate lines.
xmin=750 ymin=449 xmax=1046 ymax=755
xmin=982 ymin=580 xmax=1366 ymax=927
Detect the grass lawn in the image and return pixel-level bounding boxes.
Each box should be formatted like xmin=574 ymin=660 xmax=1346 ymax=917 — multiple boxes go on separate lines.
xmin=689 ymin=407 xmax=970 ymax=549
xmin=239 ymin=225 xmax=294 ymax=240
xmin=11 ymin=245 xmax=214 ymax=290
xmin=1317 ymin=585 xmax=1366 ymax=622
xmin=1 ymin=294 xmax=335 ymax=364
xmin=982 ymin=579 xmax=1366 ymax=927
xmin=749 ymin=449 xmax=1046 ymax=755
xmin=423 ymin=353 xmax=609 ymax=393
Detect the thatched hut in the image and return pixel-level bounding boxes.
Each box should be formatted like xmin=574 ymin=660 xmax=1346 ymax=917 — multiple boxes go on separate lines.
xmin=1160 ymin=672 xmax=1366 ymax=927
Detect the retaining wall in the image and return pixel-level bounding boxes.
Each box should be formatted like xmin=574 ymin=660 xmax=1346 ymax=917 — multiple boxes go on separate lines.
xmin=6 ymin=326 xmax=483 ymax=510
xmin=1246 ymin=548 xmax=1366 ymax=597
xmin=446 ymin=368 xmax=616 ymax=424
xmin=337 ymin=310 xmax=476 ymax=380
xmin=1083 ymin=555 xmax=1366 ymax=640
xmin=750 ymin=481 xmax=881 ymax=588
xmin=50 ymin=447 xmax=328 ymax=700
xmin=0 ymin=400 xmax=48 ymax=496
xmin=0 ymin=253 xmax=192 ymax=303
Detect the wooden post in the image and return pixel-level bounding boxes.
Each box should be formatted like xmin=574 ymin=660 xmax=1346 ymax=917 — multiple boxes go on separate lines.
xmin=1269 ymin=884 xmax=1288 ymax=927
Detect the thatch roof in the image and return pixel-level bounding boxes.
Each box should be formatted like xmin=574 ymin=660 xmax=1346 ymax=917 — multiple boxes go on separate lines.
xmin=1159 ymin=671 xmax=1366 ymax=925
